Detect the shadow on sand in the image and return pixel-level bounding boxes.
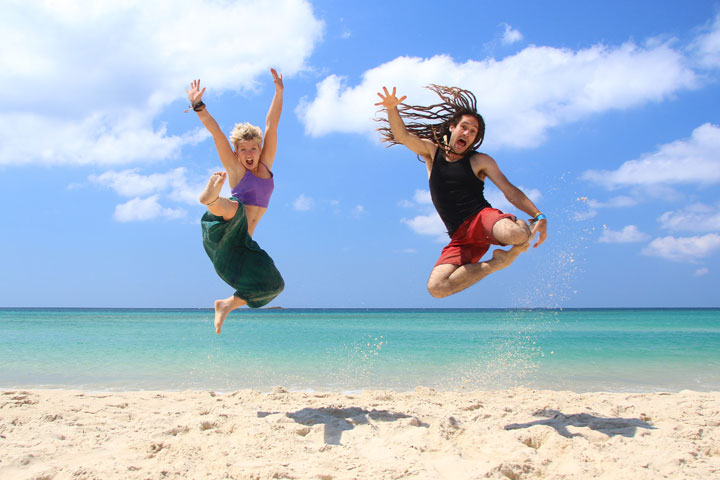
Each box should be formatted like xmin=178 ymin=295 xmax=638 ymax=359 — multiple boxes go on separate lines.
xmin=258 ymin=406 xmax=428 ymax=445
xmin=504 ymin=409 xmax=656 ymax=438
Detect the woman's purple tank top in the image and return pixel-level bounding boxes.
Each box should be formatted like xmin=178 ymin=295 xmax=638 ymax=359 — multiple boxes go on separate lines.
xmin=231 ymin=166 xmax=274 ymax=208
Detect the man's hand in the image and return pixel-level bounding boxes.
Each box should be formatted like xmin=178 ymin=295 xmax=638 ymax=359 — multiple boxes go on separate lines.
xmin=531 ymin=218 xmax=547 ymax=248
xmin=375 ymin=86 xmax=406 ymax=109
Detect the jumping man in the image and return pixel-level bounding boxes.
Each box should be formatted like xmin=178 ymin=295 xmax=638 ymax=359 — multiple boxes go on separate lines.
xmin=375 ymin=85 xmax=548 ymax=298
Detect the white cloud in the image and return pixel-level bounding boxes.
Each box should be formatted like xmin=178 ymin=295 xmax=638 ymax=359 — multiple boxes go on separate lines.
xmin=0 ymin=0 xmax=323 ymax=166
xmin=583 ymin=123 xmax=720 ymax=189
xmin=399 ymin=189 xmax=433 ymax=208
xmin=695 ymin=267 xmax=710 ymax=277
xmin=484 ymin=186 xmax=542 ymax=212
xmin=352 ymin=205 xmax=366 ymax=216
xmin=114 ymin=195 xmax=187 ymax=222
xmin=573 ymin=209 xmax=597 ymax=221
xmin=574 ymin=195 xmax=640 ymax=221
xmin=0 ymin=114 xmax=207 ymax=167
xmin=298 ymin=39 xmax=696 ymax=150
xmin=658 ymin=203 xmax=720 ymax=233
xmin=692 ymin=13 xmax=720 ymax=68
xmin=413 ymin=189 xmax=433 ymax=204
xmin=293 ymin=193 xmax=315 ymax=211
xmin=89 ymin=167 xmax=212 ymax=206
xmin=501 ymin=24 xmax=523 ymax=45
xmin=599 ymin=225 xmax=650 ymax=243
xmin=588 ymin=196 xmax=639 ymax=209
xmin=399 ymin=189 xmax=444 ymax=239
xmin=642 ymin=233 xmax=720 ymax=261
xmin=401 ymin=212 xmax=447 ymax=239
xmin=91 ymin=167 xmax=185 ymax=197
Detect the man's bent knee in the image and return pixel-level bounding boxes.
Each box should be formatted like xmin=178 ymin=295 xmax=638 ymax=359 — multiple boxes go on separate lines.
xmin=428 ymin=263 xmax=461 ymax=298
xmin=427 ymin=283 xmax=449 ymax=298
xmin=493 ymin=218 xmax=530 ymax=245
xmin=427 ymin=277 xmax=451 ymax=298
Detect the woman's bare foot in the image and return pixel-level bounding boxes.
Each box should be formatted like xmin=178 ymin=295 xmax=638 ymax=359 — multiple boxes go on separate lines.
xmin=213 ymin=298 xmax=232 ymax=334
xmin=200 ymin=171 xmax=227 ymax=205
xmin=213 ymin=295 xmax=247 ymax=334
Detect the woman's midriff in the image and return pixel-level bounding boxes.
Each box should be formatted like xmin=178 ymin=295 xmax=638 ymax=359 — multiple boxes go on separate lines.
xmin=244 ymin=204 xmax=267 ymax=237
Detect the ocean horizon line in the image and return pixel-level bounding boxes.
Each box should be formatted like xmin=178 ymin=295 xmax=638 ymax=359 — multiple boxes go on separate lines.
xmin=1 ymin=306 xmax=719 ymax=312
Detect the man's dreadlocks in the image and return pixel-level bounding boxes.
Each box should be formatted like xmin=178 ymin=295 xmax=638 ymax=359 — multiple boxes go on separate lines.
xmin=376 ymin=84 xmax=485 ymax=157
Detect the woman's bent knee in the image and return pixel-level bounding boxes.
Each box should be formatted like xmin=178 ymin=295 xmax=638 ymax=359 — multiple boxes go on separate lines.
xmin=209 ymin=198 xmax=239 ymax=221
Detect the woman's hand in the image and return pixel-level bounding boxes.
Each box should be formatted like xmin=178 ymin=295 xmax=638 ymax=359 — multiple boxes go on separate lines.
xmin=270 ymin=68 xmax=283 ymax=92
xmin=186 ymin=79 xmax=206 ymax=105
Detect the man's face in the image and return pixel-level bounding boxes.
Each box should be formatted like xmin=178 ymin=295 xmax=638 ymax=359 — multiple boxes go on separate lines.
xmin=448 ymin=115 xmax=480 ymax=154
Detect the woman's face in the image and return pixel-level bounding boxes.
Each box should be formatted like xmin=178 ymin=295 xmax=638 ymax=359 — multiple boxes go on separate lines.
xmin=235 ymin=140 xmax=262 ymax=171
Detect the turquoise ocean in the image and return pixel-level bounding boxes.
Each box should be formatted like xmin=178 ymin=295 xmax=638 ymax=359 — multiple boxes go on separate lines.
xmin=1 ymin=308 xmax=719 ymax=393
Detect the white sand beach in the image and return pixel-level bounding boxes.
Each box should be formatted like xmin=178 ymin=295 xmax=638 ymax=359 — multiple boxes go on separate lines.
xmin=1 ymin=388 xmax=719 ymax=479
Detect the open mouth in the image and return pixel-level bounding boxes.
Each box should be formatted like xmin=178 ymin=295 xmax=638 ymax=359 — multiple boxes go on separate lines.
xmin=456 ymin=138 xmax=467 ymax=150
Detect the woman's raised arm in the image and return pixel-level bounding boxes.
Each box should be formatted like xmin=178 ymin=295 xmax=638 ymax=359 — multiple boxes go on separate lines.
xmin=259 ymin=69 xmax=283 ymax=169
xmin=187 ymin=79 xmax=237 ymax=174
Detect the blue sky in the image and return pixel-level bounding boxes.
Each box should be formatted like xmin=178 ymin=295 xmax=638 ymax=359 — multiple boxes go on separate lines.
xmin=1 ymin=0 xmax=719 ymax=308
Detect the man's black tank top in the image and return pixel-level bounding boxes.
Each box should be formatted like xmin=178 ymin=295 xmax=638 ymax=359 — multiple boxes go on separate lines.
xmin=429 ymin=148 xmax=491 ymax=237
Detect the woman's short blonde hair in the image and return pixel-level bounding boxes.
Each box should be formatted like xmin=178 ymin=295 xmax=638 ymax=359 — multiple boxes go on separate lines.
xmin=229 ymin=122 xmax=263 ymax=150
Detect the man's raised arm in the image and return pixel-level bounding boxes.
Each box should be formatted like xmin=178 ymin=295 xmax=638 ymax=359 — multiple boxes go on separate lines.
xmin=376 ymin=86 xmax=436 ymax=162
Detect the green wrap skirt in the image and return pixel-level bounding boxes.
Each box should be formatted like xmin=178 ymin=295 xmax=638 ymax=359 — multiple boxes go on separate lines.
xmin=201 ymin=201 xmax=284 ymax=308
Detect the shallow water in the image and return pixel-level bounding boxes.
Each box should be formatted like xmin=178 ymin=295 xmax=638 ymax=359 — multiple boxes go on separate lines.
xmin=1 ymin=308 xmax=718 ymax=392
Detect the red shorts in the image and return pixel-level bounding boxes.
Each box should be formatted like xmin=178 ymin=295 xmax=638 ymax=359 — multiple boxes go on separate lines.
xmin=435 ymin=208 xmax=517 ymax=266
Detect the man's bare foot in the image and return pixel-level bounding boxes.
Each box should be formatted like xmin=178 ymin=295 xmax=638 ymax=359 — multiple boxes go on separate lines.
xmin=214 ymin=298 xmax=233 ymax=334
xmin=200 ymin=172 xmax=227 ymax=205
xmin=488 ymin=241 xmax=531 ymax=272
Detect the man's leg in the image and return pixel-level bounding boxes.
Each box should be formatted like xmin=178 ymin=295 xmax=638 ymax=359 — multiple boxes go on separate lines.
xmin=200 ymin=171 xmax=239 ymax=221
xmin=492 ymin=218 xmax=532 ymax=245
xmin=427 ymin=243 xmax=530 ymax=298
xmin=214 ymin=294 xmax=247 ymax=334
xmin=426 ymin=218 xmax=533 ymax=298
